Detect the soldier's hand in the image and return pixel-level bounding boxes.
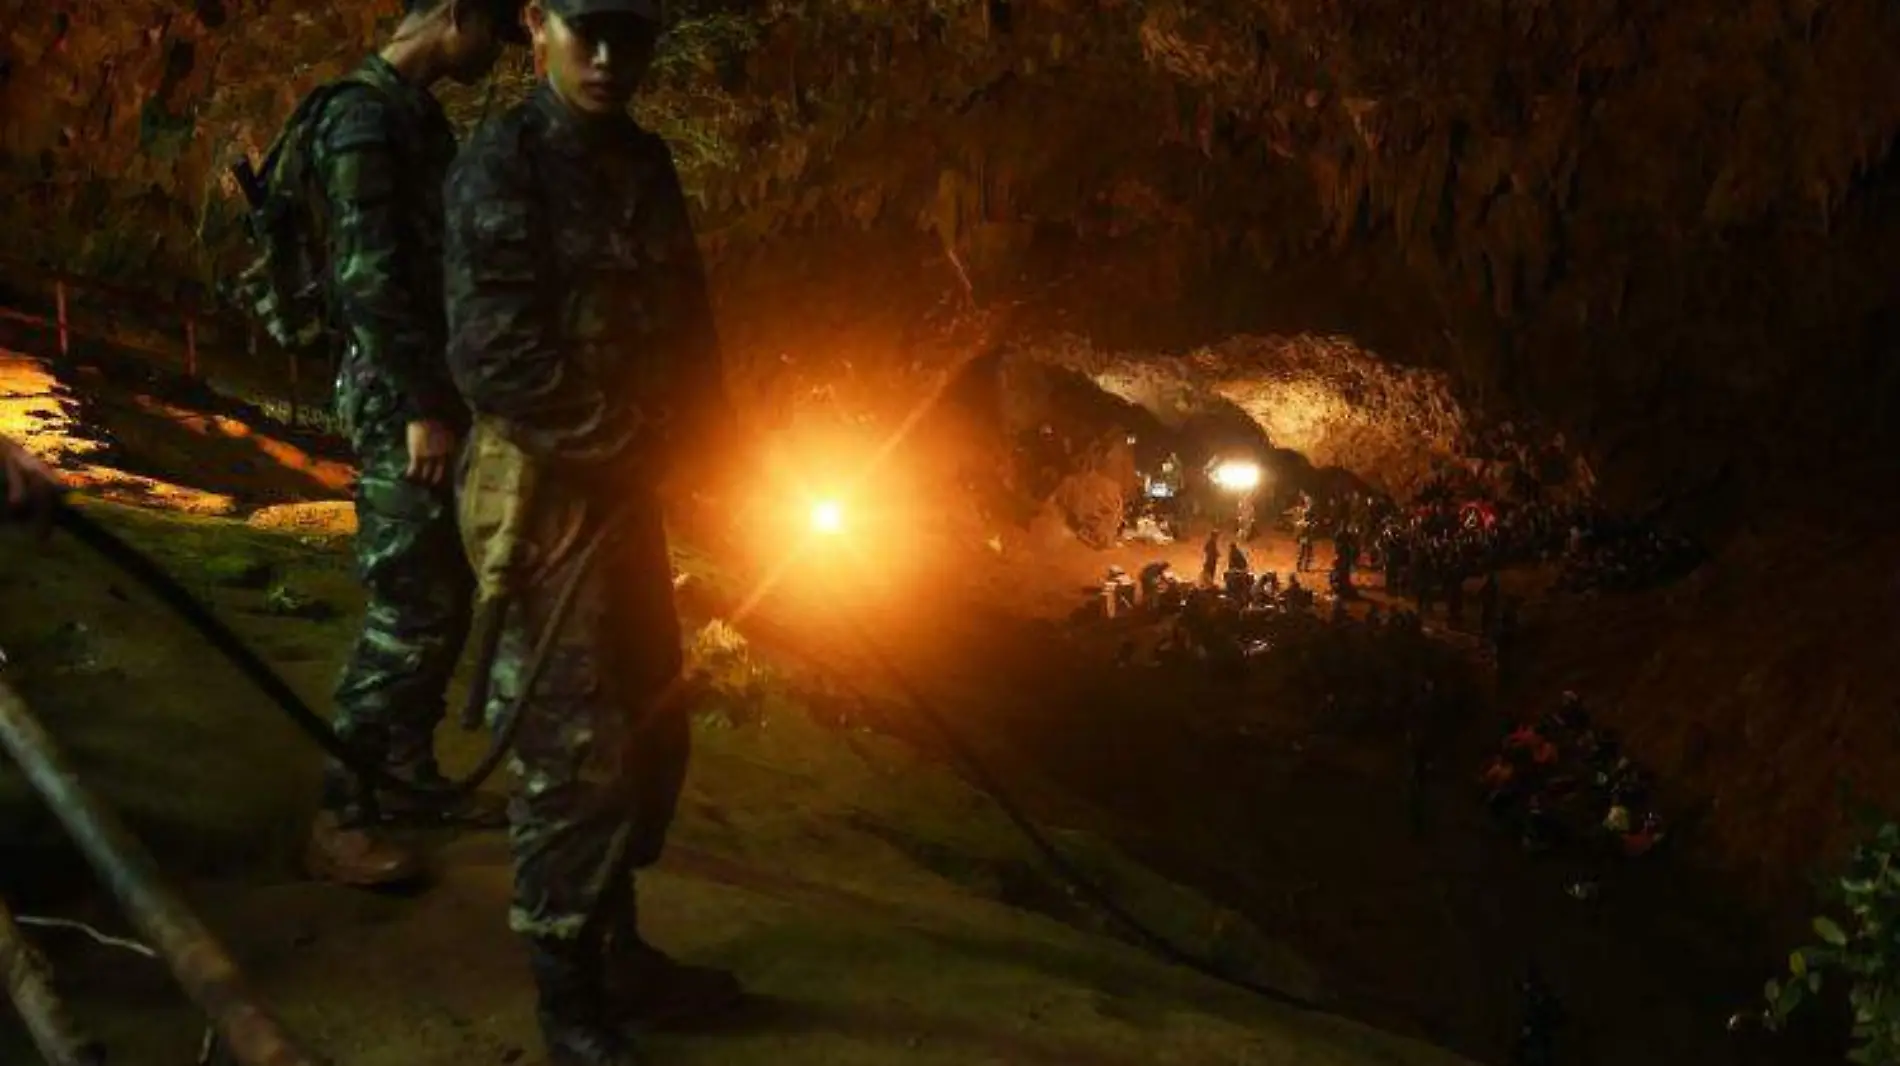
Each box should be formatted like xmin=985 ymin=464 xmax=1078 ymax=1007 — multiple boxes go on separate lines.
xmin=404 ymin=420 xmax=459 ymax=486
xmin=1 ymin=435 xmax=61 ymax=535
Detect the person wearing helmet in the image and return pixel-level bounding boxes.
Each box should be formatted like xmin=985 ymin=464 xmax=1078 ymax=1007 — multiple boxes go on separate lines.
xmin=444 ymin=1 xmax=743 ymax=1062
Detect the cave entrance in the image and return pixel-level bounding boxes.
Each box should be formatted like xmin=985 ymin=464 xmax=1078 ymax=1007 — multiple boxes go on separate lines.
xmin=945 ymin=334 xmax=1461 ymax=554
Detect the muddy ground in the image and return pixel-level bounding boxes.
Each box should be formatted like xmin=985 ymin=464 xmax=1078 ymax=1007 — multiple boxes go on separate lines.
xmin=0 ymin=343 xmax=1855 ymax=1066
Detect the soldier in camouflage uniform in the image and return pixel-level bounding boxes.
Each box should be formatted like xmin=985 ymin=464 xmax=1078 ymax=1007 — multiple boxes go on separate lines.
xmin=306 ymin=0 xmax=524 ymax=888
xmin=444 ymin=2 xmax=743 ymax=1061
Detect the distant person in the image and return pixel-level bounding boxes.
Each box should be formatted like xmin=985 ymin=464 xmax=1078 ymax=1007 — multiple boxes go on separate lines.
xmin=1329 ymin=555 xmax=1356 ymax=600
xmin=1223 ymin=542 xmax=1252 ymax=599
xmin=1201 ymin=530 xmax=1220 ymax=585
xmin=1333 ymin=524 xmax=1358 ymax=580
xmin=1256 ymin=569 xmax=1280 ymax=603
xmin=0 ymin=435 xmax=60 ymax=523
xmin=304 ymin=0 xmax=525 ymax=887
xmin=1291 ymin=492 xmax=1316 ymax=572
xmin=1138 ymin=559 xmax=1173 ymax=603
xmin=1284 ymin=575 xmax=1313 ymax=611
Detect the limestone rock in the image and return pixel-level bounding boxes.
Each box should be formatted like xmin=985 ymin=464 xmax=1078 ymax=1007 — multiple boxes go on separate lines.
xmin=1050 ymin=471 xmax=1124 ymax=549
xmin=246 ymin=500 xmax=355 ymax=536
xmin=1036 ymin=332 xmax=1484 ymax=500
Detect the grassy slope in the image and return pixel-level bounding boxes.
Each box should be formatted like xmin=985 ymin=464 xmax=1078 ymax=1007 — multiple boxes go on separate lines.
xmin=0 ymin=501 xmax=1473 ymax=1066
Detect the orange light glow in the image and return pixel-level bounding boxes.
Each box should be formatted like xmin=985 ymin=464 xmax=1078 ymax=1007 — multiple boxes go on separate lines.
xmin=714 ymin=414 xmax=945 ymax=624
xmin=810 ymin=499 xmax=844 ymax=534
xmin=1210 ymin=458 xmax=1264 ymax=492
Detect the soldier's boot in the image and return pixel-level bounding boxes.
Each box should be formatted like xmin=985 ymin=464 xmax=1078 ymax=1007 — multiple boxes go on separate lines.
xmin=304 ymin=765 xmax=425 ymax=888
xmin=376 ymin=734 xmax=510 ymax=829
xmin=531 ymin=938 xmax=647 ymax=1066
xmin=603 ymin=909 xmax=743 ymax=1031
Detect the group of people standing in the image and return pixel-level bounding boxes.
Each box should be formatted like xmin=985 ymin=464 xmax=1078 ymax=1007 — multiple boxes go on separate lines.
xmin=6 ymin=2 xmax=743 ymax=1063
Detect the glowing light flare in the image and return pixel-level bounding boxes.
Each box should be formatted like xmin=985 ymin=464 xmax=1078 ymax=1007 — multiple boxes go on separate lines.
xmin=720 ymin=367 xmax=979 ymax=622
xmin=1209 ymin=458 xmax=1264 ymax=492
xmin=810 ymin=499 xmax=845 ymax=534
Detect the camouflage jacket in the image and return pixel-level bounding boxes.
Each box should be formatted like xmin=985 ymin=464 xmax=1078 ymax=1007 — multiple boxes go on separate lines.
xmin=311 ymin=55 xmax=464 ymax=431
xmin=443 ymin=83 xmax=730 ymax=474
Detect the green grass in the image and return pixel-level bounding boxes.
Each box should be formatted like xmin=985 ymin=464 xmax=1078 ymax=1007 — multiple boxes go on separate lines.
xmin=0 ymin=499 xmax=354 ymax=886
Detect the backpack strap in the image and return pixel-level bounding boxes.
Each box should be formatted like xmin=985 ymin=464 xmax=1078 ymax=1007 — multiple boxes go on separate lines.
xmin=258 ymin=72 xmax=388 ymax=183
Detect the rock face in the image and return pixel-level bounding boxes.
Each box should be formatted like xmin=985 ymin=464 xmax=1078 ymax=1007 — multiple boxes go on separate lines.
xmin=0 ymin=2 xmax=387 ymax=290
xmin=3 ymin=0 xmax=1898 ymax=511
xmin=1034 ymin=332 xmax=1481 ymax=499
xmin=1049 ymin=470 xmax=1125 ymax=549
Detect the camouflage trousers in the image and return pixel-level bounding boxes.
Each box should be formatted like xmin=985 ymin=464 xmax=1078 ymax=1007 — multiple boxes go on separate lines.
xmin=483 ymin=489 xmax=689 ymax=943
xmin=326 ymin=420 xmax=475 ymax=816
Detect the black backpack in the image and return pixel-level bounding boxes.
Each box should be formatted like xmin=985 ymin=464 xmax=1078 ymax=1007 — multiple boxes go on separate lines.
xmin=227 ymin=73 xmax=386 ymax=358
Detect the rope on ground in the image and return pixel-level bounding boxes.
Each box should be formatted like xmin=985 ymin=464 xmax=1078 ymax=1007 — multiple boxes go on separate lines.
xmin=0 ymin=896 xmax=107 ymax=1066
xmin=837 ymin=611 xmax=1351 ymax=1019
xmin=10 ymin=912 xmax=228 ymax=1065
xmin=47 ymin=502 xmax=610 ymax=809
xmin=13 ymin=916 xmax=157 ymax=959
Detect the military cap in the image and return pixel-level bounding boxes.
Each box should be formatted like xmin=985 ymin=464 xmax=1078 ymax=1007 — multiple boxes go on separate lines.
xmin=541 ymin=0 xmax=663 ymax=20
xmin=487 ymin=0 xmax=531 ymax=44
xmin=436 ymin=0 xmax=528 ymax=42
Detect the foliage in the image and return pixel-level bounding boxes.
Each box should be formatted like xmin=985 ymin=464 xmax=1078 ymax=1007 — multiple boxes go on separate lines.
xmin=200 ymin=551 xmax=274 ymax=589
xmin=686 ymin=618 xmax=770 ymax=726
xmin=263 ymin=581 xmax=332 ymax=620
xmin=1766 ymin=821 xmax=1900 ymax=1062
xmin=637 ymin=10 xmax=770 ymax=181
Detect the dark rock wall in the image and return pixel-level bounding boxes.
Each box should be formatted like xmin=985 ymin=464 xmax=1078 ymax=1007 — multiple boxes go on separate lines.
xmin=3 ymin=0 xmax=1898 ymax=510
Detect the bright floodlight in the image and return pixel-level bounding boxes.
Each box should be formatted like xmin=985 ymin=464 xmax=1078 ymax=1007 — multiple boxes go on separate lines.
xmin=810 ymin=500 xmax=844 ymax=534
xmin=1210 ymin=459 xmax=1263 ymax=492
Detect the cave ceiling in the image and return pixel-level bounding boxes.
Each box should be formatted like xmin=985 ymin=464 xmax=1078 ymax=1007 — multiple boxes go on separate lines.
xmin=2 ymin=0 xmax=1897 ymax=507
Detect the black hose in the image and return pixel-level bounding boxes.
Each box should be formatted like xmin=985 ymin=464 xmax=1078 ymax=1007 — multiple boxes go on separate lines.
xmin=458 ymin=597 xmax=511 ymax=732
xmin=49 ymin=502 xmax=611 ymax=807
xmin=839 ymin=613 xmax=1341 ymax=1017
